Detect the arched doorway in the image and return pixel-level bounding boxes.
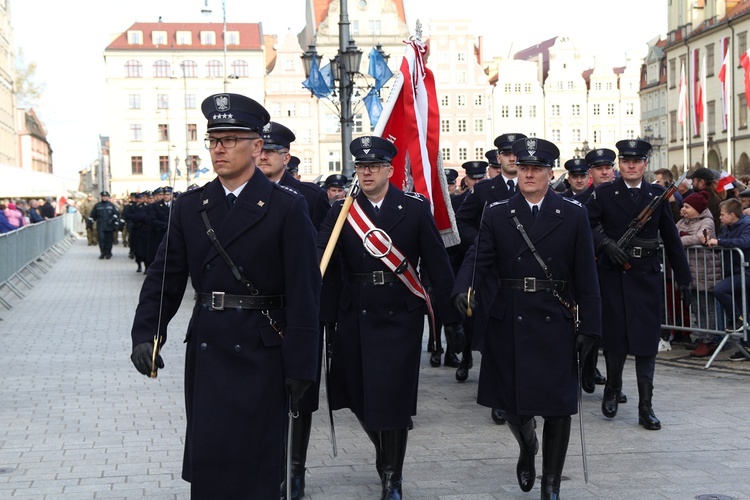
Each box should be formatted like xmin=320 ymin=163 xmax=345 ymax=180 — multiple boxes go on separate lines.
xmin=708 ymin=150 xmax=721 ymax=170
xmin=737 ymin=153 xmax=750 ymax=177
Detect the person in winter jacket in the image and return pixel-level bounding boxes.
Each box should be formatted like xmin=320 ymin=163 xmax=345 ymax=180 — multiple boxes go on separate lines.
xmin=4 ymin=202 xmax=25 ymax=228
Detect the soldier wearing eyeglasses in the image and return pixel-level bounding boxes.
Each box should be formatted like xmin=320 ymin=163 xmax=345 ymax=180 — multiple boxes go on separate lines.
xmin=129 ymin=93 xmax=321 ymax=498
xmin=317 ymin=135 xmax=464 ymax=500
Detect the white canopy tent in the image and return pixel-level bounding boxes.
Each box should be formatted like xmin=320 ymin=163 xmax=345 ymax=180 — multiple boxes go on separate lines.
xmin=0 ymin=164 xmax=79 ymax=200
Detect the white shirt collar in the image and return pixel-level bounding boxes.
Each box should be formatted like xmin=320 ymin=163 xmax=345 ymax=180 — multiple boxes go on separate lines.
xmin=223 ymin=181 xmax=248 ymax=198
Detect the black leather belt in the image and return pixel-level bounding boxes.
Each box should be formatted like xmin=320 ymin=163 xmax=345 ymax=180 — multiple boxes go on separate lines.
xmin=349 ymin=271 xmax=400 ymax=286
xmin=499 ymin=278 xmax=570 ymax=293
xmin=195 ymin=292 xmax=285 ymax=311
xmin=627 ymin=246 xmax=658 ymax=258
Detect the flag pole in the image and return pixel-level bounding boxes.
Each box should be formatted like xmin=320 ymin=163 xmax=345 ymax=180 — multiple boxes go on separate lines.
xmin=702 ymin=53 xmax=708 ymax=169
xmin=682 ymin=62 xmax=689 ymax=173
xmin=727 ymin=43 xmax=734 ymax=176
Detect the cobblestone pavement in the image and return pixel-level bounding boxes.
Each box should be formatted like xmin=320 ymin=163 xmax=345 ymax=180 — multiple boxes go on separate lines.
xmin=1 ymin=237 xmax=749 ymax=499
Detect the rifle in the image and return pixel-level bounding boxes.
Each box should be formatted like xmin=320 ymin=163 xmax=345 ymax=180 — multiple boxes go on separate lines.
xmin=616 ymin=181 xmax=677 ymax=270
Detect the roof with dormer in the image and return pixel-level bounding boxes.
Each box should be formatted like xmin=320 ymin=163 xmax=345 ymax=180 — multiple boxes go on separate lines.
xmin=106 ymin=22 xmax=263 ymax=51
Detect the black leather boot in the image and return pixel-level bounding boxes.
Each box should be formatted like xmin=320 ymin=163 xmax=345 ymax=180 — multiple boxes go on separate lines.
xmin=580 ymin=348 xmax=596 ymax=394
xmin=601 ymin=354 xmax=624 ymax=419
xmin=443 ymin=349 xmax=460 ymax=368
xmin=280 ymin=412 xmax=312 ymax=500
xmin=491 ymin=408 xmax=506 ymax=425
xmin=540 ymin=416 xmax=571 ymax=500
xmin=360 ymin=420 xmax=383 ymax=480
xmin=637 ymin=382 xmax=661 ymax=430
xmin=429 ymin=348 xmax=442 ymax=367
xmin=455 ymin=351 xmax=473 ymax=382
xmin=380 ymin=428 xmax=408 ymax=500
xmin=506 ymin=419 xmax=538 ymax=492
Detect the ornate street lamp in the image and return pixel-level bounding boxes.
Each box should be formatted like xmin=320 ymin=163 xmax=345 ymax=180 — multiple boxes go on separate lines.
xmin=201 ymin=0 xmax=228 ymax=92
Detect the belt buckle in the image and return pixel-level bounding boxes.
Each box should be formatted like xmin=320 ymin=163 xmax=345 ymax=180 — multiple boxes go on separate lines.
xmin=632 ymin=247 xmax=642 ymax=258
xmin=523 ymin=277 xmax=537 ymax=292
xmin=372 ymin=271 xmax=385 ymax=286
xmin=211 ymin=291 xmax=225 ymax=310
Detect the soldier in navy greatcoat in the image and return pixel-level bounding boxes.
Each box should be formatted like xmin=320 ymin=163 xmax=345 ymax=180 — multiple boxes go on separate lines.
xmin=317 ymin=136 xmax=464 ymax=500
xmin=89 ymin=191 xmax=119 ymax=259
xmin=129 ymin=93 xmax=321 ymax=498
xmin=586 ymin=139 xmax=691 ymax=431
xmin=561 ymin=157 xmax=590 ymax=199
xmin=453 ymin=137 xmax=601 ymax=499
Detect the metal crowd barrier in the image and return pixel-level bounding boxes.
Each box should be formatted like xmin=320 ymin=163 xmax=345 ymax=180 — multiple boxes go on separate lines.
xmin=660 ymin=245 xmax=749 ymax=368
xmin=0 ymin=214 xmax=78 ymax=311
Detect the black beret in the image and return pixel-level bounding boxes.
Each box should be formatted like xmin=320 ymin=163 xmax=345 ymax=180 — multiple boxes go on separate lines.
xmin=201 ymin=93 xmax=270 ymax=132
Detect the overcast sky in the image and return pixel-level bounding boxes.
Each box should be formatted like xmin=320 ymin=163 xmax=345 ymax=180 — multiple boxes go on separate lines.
xmin=11 ymin=0 xmax=667 ymax=179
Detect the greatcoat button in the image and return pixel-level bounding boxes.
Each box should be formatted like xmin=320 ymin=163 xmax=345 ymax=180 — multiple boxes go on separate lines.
xmin=234 ymin=345 xmax=241 ymax=352
xmin=200 ymin=342 xmax=207 ymax=350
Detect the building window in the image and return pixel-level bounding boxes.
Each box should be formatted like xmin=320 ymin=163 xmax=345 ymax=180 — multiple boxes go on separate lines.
xmin=593 ymin=104 xmax=600 ymax=115
xmin=128 ymin=94 xmax=141 ymax=109
xmin=551 ymin=104 xmax=560 ymax=117
xmin=606 ymin=82 xmax=613 ymax=90
xmin=270 ymin=103 xmax=281 ymax=117
xmin=593 ymin=130 xmax=601 ymax=143
xmin=739 ymin=32 xmax=747 ymax=58
xmin=298 ymin=129 xmax=311 ymax=144
xmin=524 ymin=83 xmax=531 ymax=93
xmin=475 ymin=147 xmax=483 ymax=159
xmin=670 ymin=111 xmax=677 ymax=142
xmin=440 ymin=95 xmax=449 ymax=107
xmin=607 ymin=103 xmax=615 ymax=115
xmin=185 ymin=94 xmax=196 ymax=109
xmin=514 ymin=83 xmax=522 ymax=93
xmin=181 ymin=60 xmax=198 ymax=77
xmin=458 ymin=147 xmax=468 ymax=161
xmin=158 ymin=124 xmax=169 ymax=141
xmin=131 ymin=156 xmax=143 ymax=174
xmin=571 ymin=104 xmax=580 ymax=116
xmin=176 ymin=31 xmax=192 ymax=45
xmin=368 ymin=20 xmax=381 ymax=35
xmin=457 ymin=52 xmax=466 ymax=62
xmin=328 ymin=151 xmax=341 ymax=172
xmin=572 ymin=129 xmax=581 ymax=142
xmin=201 ymin=31 xmax=216 ymax=45
xmin=457 ymin=71 xmax=467 ymax=83
xmin=187 ymin=124 xmax=198 ymax=141
xmin=286 ymin=103 xmax=296 ymax=117
xmin=706 ymin=44 xmax=715 ymax=76
xmin=556 ymin=81 xmax=563 ymax=90
xmin=157 ymin=94 xmax=169 ymax=109
xmin=626 ymin=129 xmax=635 ymax=139
xmin=457 ymin=95 xmax=466 ymax=107
xmin=352 ymin=20 xmax=359 ymax=36
xmin=230 ymin=60 xmax=248 ymax=78
xmin=130 ymin=124 xmax=142 ymax=141
xmin=504 ymin=83 xmax=511 ymax=93
xmin=474 ymin=93 xmax=483 ymax=107
xmin=441 ymin=119 xmax=451 ymax=133
xmin=501 ymin=105 xmax=509 ymax=118
xmin=669 ymin=59 xmax=676 ymax=88
xmin=707 ymin=101 xmax=716 ymax=135
xmin=515 ymin=105 xmax=522 ymax=118
xmin=595 ymin=82 xmax=602 ymax=91
xmin=739 ymin=94 xmax=747 ymax=129
xmin=207 ymin=60 xmax=223 ymax=78
xmin=159 ymin=156 xmax=169 ymax=174
xmin=626 ymin=102 xmax=634 ymax=115
xmin=325 ymin=114 xmax=340 ymax=134
xmin=127 ymin=30 xmax=143 ymax=45
xmin=301 ymin=157 xmax=313 ymax=174
xmin=457 ymin=119 xmax=467 ymax=133
xmin=474 ymin=118 xmax=484 ymax=133
xmin=152 ymin=31 xmax=167 ymax=45
xmin=529 ymin=105 xmax=536 ymax=118
xmin=226 ymin=31 xmax=240 ymax=45
xmin=441 ymin=147 xmax=451 ymax=161
xmin=551 ymin=129 xmax=561 ymax=142
xmin=125 ymin=60 xmax=142 ymax=78
xmin=568 ymin=81 xmax=574 ymax=90
xmin=353 ymin=114 xmax=364 ymax=133
xmin=154 ymin=60 xmax=170 ymax=78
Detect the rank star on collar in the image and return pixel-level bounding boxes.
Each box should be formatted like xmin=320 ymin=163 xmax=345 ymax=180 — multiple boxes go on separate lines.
xmin=257 ymin=200 xmax=265 ymax=207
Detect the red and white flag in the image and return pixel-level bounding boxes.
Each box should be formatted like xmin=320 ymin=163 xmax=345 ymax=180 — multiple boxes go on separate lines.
xmin=373 ymin=39 xmax=459 ymax=247
xmin=677 ymin=62 xmax=688 ymax=125
xmin=717 ymin=171 xmax=736 ymax=193
xmin=741 ymin=49 xmax=750 ymax=110
xmin=718 ymin=38 xmax=730 ymax=130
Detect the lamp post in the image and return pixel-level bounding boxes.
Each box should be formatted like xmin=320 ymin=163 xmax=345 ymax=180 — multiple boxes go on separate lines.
xmin=202 ymin=0 xmax=228 ymax=92
xmin=574 ymin=140 xmax=590 ymax=159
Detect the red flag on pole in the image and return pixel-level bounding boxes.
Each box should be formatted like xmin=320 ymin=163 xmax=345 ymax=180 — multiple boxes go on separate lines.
xmin=741 ymin=49 xmax=750 ymax=109
xmin=678 ymin=63 xmax=688 ymax=125
xmin=373 ymin=39 xmax=459 ymax=246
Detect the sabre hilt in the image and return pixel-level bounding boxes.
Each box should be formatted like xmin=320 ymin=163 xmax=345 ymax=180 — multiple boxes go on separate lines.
xmin=466 ymin=287 xmax=475 ymax=317
xmin=149 ymin=335 xmax=161 ymax=378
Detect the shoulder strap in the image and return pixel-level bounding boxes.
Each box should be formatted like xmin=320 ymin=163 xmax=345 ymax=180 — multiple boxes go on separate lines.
xmin=512 ymin=216 xmax=551 ymax=279
xmin=200 ymin=210 xmax=259 ymax=295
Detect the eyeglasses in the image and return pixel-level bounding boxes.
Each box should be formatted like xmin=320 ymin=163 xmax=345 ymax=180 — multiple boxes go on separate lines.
xmin=354 ymin=163 xmax=387 ymax=173
xmin=204 ymin=136 xmax=258 ymax=149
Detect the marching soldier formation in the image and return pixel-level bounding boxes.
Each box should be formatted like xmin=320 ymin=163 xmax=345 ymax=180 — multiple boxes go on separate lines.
xmin=124 ymin=90 xmax=689 ymax=500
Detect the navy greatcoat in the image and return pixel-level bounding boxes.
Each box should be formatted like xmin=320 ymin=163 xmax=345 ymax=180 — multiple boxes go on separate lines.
xmin=131 ymin=172 xmax=320 ymax=498
xmin=454 ymin=190 xmax=602 ymax=416
xmin=279 ymin=170 xmax=330 ymax=230
xmin=586 ymin=177 xmax=691 ymax=356
xmin=317 ymin=184 xmax=460 ymax=431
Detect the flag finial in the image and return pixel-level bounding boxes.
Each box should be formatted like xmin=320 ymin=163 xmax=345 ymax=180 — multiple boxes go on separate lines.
xmin=414 ymin=20 xmax=422 ymax=41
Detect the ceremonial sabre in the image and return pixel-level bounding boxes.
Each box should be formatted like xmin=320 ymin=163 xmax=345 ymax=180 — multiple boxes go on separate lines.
xmin=577 ymin=347 xmax=589 ymax=483
xmin=466 ymin=201 xmax=488 ymax=317
xmin=286 ymin=395 xmax=295 ymax=500
xmin=322 ymin=323 xmax=338 ymax=456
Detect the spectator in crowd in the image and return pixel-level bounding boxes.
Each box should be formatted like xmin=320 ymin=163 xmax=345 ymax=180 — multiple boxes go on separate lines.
xmin=0 ymin=203 xmax=15 ymax=233
xmin=40 ymin=197 xmax=56 ymax=219
xmin=653 ymin=168 xmax=683 ymax=222
xmin=705 ymin=198 xmax=750 ymax=361
xmin=677 ymin=177 xmax=694 ymax=199
xmin=738 ymin=189 xmax=750 ymax=216
xmin=688 ymin=167 xmax=722 ymax=234
xmin=676 ymin=191 xmax=722 ymax=357
xmin=28 ymin=199 xmax=44 ymax=223
xmin=4 ymin=202 xmax=25 ymax=228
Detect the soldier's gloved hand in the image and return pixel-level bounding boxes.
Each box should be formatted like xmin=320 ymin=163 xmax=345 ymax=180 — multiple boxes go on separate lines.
xmin=285 ymin=378 xmax=312 ymax=413
xmin=599 ymin=238 xmax=629 ymax=266
xmin=576 ymin=334 xmax=595 ymax=362
xmin=679 ymin=284 xmax=692 ymax=307
xmin=130 ymin=342 xmax=164 ymax=376
xmin=453 ymin=292 xmax=476 ymax=317
xmin=444 ymin=323 xmax=466 ymax=353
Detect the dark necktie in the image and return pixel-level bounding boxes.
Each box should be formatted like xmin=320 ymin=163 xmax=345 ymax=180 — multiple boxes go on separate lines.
xmin=227 ymin=193 xmax=237 ymax=209
xmin=507 ymin=179 xmax=515 ymax=194
xmin=531 ymin=205 xmax=539 ymax=218
xmin=630 ymin=188 xmax=640 ymax=198
xmin=374 ymin=205 xmax=380 ymax=215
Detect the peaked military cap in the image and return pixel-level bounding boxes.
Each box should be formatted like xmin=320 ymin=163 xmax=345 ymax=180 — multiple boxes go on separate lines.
xmin=134 ymin=192 xmax=144 ymax=199
xmin=494 ymin=133 xmax=528 ymax=153
xmin=615 ymin=139 xmax=652 ymax=160
xmin=445 ymin=168 xmax=459 ymax=185
xmin=164 ymin=186 xmax=173 ymax=193
xmin=153 ymin=187 xmax=164 ymax=195
xmin=325 ymin=174 xmax=348 ymax=188
xmin=512 ymin=137 xmax=559 ymax=168
xmin=485 ymin=149 xmax=501 ymax=166
xmin=564 ymin=158 xmax=589 ymax=174
xmin=100 ymin=191 xmax=110 ymax=197
xmin=260 ymin=121 xmax=295 ymax=150
xmin=287 ymin=155 xmax=301 ymax=173
xmin=462 ymin=161 xmax=488 ymax=179
xmin=585 ymin=148 xmax=616 ymax=168
xmin=201 ymin=93 xmax=270 ymax=132
xmin=350 ymin=136 xmax=397 ymax=163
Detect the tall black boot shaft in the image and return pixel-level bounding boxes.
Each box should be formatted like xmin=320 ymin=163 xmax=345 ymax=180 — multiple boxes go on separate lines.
xmin=637 ymin=382 xmax=661 ymax=430
xmin=506 ymin=419 xmax=538 ymax=492
xmin=602 ymin=353 xmax=625 ymax=418
xmin=540 ymin=417 xmax=571 ymax=500
xmin=380 ymin=428 xmax=408 ymax=500
xmin=280 ymin=413 xmax=313 ymax=500
xmin=359 ymin=420 xmax=383 ymax=480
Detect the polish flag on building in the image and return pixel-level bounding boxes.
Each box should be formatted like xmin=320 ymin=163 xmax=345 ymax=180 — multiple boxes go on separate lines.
xmin=677 ymin=63 xmax=688 ymax=125
xmin=373 ymin=39 xmax=459 ymax=246
xmin=718 ymin=40 xmax=730 ymax=129
xmin=741 ymin=49 xmax=750 ymax=109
